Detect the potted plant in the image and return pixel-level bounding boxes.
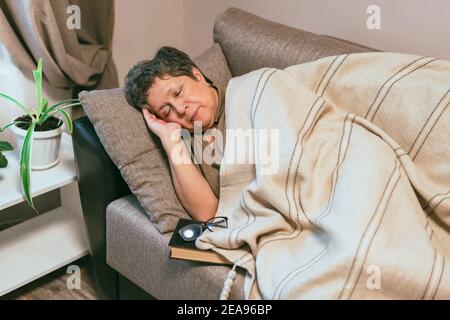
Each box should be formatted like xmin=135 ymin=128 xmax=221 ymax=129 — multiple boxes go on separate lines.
xmin=0 ymin=58 xmax=81 ymax=212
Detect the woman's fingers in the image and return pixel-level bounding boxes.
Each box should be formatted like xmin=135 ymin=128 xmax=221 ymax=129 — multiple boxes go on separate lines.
xmin=143 ymin=109 xmax=170 ymax=139
xmin=143 ymin=109 xmax=160 ymax=132
xmin=143 ymin=109 xmax=155 ymax=122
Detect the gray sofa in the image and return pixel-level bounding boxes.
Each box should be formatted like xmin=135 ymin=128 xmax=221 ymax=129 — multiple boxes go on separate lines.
xmin=73 ymin=7 xmax=377 ymax=300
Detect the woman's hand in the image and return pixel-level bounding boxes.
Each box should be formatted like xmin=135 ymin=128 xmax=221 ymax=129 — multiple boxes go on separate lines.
xmin=143 ymin=109 xmax=182 ymax=147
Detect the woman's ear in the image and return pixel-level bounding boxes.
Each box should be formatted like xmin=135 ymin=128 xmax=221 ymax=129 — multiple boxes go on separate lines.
xmin=192 ymin=67 xmax=206 ymax=83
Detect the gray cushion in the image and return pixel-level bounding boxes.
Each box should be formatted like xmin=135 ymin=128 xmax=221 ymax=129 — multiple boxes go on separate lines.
xmin=106 ymin=194 xmax=246 ymax=300
xmin=193 ymin=42 xmax=232 ymax=92
xmin=214 ymin=7 xmax=379 ymax=77
xmin=79 ymin=43 xmax=233 ymax=234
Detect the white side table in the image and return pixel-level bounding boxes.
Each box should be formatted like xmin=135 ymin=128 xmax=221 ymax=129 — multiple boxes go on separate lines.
xmin=0 ymin=132 xmax=89 ymax=296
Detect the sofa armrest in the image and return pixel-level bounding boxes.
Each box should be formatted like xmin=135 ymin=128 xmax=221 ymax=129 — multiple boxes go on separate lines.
xmin=72 ymin=115 xmax=131 ymax=299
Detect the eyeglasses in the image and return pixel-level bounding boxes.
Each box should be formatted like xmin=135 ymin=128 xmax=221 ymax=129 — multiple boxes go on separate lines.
xmin=178 ymin=216 xmax=228 ymax=242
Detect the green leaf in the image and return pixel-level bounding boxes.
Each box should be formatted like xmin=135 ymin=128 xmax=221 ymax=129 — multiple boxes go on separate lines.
xmin=50 ymin=102 xmax=81 ymax=114
xmin=0 ymin=141 xmax=13 ymax=151
xmin=0 ymin=120 xmax=30 ymax=133
xmin=37 ymin=97 xmax=49 ymax=126
xmin=40 ymin=100 xmax=80 ymax=124
xmin=0 ymin=93 xmax=32 ymax=117
xmin=46 ymin=99 xmax=80 ymax=114
xmin=0 ymin=152 xmax=7 ymax=168
xmin=41 ymin=97 xmax=49 ymax=114
xmin=56 ymin=109 xmax=73 ymax=134
xmin=20 ymin=121 xmax=39 ymax=214
xmin=0 ymin=121 xmax=16 ymax=132
xmin=33 ymin=58 xmax=43 ymax=119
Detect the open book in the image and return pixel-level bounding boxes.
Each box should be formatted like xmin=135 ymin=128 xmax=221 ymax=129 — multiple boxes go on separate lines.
xmin=168 ymin=218 xmax=231 ymax=265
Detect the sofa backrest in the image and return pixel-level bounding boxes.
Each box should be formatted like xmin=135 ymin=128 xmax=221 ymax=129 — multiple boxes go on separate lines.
xmin=213 ymin=7 xmax=378 ymax=77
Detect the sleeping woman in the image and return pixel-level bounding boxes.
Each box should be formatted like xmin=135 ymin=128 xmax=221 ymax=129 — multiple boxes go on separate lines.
xmin=124 ymin=46 xmax=226 ymax=222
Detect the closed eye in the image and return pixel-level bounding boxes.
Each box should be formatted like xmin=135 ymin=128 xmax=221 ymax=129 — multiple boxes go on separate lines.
xmin=175 ymin=87 xmax=182 ymax=96
xmin=164 ymin=105 xmax=171 ymax=117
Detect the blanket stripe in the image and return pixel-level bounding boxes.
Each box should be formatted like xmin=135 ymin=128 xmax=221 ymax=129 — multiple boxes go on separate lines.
xmin=339 ymin=159 xmax=401 ymax=300
xmin=365 ymin=57 xmax=438 ymax=121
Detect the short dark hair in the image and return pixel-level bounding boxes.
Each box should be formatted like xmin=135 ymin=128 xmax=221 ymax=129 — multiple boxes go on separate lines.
xmin=124 ymin=46 xmax=212 ymax=110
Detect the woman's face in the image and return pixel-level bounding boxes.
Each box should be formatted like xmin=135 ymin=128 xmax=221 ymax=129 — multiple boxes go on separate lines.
xmin=145 ymin=67 xmax=218 ymax=132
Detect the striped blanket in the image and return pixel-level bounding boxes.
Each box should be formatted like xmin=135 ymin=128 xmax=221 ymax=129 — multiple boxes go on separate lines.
xmin=196 ymin=52 xmax=450 ymax=299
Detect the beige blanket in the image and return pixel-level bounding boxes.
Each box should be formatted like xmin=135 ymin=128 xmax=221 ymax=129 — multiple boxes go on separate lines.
xmin=196 ymin=52 xmax=450 ymax=299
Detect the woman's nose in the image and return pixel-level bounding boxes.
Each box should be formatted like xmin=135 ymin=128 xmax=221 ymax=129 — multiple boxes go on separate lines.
xmin=175 ymin=103 xmax=188 ymax=115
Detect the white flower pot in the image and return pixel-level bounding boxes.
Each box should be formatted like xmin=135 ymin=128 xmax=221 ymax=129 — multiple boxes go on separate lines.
xmin=11 ymin=116 xmax=65 ymax=171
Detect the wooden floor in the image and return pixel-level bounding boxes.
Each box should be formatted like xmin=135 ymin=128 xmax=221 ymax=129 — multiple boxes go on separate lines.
xmin=1 ymin=255 xmax=100 ymax=300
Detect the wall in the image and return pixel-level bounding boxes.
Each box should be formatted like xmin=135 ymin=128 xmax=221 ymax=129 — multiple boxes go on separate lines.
xmin=182 ymin=0 xmax=450 ymax=60
xmin=113 ymin=0 xmax=184 ymax=86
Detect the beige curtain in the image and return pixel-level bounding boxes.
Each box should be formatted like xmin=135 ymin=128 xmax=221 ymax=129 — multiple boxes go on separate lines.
xmin=0 ymin=0 xmax=118 ymax=118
